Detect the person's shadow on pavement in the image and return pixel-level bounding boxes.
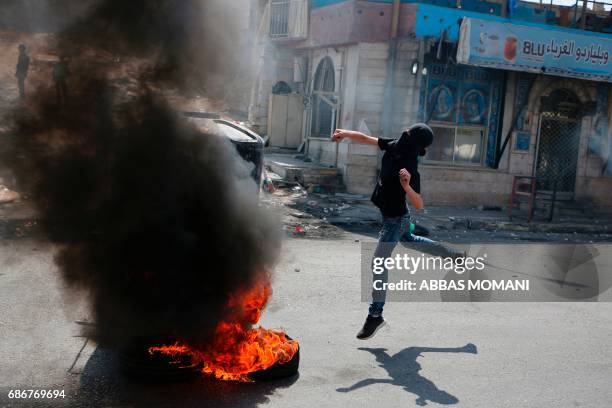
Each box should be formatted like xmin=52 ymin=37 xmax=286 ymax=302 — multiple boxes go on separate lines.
xmin=337 ymin=343 xmax=477 ymax=406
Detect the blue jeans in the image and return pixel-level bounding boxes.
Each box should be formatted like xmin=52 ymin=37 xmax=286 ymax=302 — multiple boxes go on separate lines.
xmin=369 ymin=215 xmax=458 ymax=317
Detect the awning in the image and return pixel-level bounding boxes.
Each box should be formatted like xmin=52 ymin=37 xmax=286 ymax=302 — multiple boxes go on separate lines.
xmin=457 ymin=18 xmax=612 ymax=83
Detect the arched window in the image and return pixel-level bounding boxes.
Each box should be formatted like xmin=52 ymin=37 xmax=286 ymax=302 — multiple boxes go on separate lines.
xmin=310 ymin=57 xmax=336 ymax=138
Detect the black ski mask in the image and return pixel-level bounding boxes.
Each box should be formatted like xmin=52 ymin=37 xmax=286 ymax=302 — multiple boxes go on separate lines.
xmin=389 ymin=123 xmax=434 ymax=158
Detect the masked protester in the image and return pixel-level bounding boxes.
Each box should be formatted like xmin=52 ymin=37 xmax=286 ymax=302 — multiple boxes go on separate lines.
xmin=53 ymin=55 xmax=70 ymax=106
xmin=15 ymin=44 xmax=30 ymax=101
xmin=333 ymin=124 xmax=461 ymax=340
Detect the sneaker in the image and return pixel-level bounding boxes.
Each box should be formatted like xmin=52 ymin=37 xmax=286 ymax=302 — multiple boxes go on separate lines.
xmin=356 ymin=315 xmax=386 ymax=340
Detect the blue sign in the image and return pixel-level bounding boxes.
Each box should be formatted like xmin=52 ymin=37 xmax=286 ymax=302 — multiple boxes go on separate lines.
xmin=457 ymin=18 xmax=612 ymax=83
xmin=514 ymin=73 xmax=533 ymax=131
xmin=515 ymin=132 xmax=531 ymax=151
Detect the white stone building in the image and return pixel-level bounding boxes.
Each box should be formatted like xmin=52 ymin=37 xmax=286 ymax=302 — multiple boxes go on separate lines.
xmin=249 ymin=0 xmax=612 ymax=213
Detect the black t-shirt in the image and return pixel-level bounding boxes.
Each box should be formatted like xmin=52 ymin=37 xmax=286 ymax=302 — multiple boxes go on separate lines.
xmin=372 ymin=138 xmax=421 ymax=217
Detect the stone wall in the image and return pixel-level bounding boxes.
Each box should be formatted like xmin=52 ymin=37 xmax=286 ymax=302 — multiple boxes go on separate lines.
xmin=338 ymin=142 xmax=379 ymax=194
xmin=339 ymin=42 xmax=389 ymax=194
xmin=307 ymin=138 xmax=337 ymax=166
xmin=389 ymin=40 xmax=422 ymax=135
xmin=354 ymin=42 xmax=389 ymax=136
xmin=420 ymin=166 xmax=513 ymax=205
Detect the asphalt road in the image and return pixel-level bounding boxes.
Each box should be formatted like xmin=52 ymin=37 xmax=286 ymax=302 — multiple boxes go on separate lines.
xmin=1 ymin=236 xmax=611 ymax=408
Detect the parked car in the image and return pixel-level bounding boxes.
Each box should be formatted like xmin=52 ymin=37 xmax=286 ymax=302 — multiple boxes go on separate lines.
xmin=180 ymin=111 xmax=264 ymax=188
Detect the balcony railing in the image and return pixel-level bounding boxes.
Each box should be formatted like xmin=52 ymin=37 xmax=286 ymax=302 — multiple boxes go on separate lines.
xmin=517 ymin=0 xmax=612 ymax=32
xmin=269 ymin=0 xmax=308 ymax=40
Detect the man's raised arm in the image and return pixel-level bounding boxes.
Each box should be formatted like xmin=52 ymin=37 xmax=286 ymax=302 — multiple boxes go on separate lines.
xmin=332 ymin=129 xmax=379 ymax=145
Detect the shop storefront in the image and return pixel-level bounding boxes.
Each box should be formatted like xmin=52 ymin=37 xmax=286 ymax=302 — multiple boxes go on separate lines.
xmin=454 ymin=17 xmax=612 ymax=207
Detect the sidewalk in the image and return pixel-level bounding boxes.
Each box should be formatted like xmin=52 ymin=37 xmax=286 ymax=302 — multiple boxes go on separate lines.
xmin=417 ymin=205 xmax=612 ymax=235
xmin=2 ymin=177 xmax=611 ymax=241
xmin=265 ymin=150 xmax=344 ymax=194
xmin=280 ymin=190 xmax=612 ymax=236
xmin=263 ymin=152 xmax=612 ymax=237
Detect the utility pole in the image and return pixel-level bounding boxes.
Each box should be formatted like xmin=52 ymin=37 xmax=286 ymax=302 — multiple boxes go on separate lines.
xmin=381 ymin=0 xmax=401 ymax=139
xmin=580 ymin=0 xmax=588 ymax=29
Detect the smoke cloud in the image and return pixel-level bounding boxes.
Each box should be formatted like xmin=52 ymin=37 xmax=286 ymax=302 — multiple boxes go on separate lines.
xmin=5 ymin=0 xmax=281 ymax=347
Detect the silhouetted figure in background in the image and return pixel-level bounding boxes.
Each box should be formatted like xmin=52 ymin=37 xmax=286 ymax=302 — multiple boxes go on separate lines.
xmin=337 ymin=344 xmax=477 ymax=406
xmin=53 ymin=55 xmax=70 ymax=106
xmin=15 ymin=44 xmax=30 ymax=101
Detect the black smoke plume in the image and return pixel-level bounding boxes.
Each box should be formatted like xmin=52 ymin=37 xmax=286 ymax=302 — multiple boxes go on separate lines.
xmin=6 ymin=0 xmax=281 ymax=347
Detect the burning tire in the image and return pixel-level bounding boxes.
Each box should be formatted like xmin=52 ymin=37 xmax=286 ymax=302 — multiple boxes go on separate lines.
xmin=247 ymin=337 xmax=300 ymax=382
xmin=119 ymin=339 xmax=204 ymax=382
xmin=119 ymin=336 xmax=300 ymax=382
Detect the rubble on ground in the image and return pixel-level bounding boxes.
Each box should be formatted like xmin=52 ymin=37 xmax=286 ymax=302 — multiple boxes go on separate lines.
xmin=260 ymin=174 xmax=380 ymax=239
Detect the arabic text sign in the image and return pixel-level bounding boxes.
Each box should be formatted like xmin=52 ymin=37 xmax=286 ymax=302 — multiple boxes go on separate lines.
xmin=457 ymin=18 xmax=612 ymax=82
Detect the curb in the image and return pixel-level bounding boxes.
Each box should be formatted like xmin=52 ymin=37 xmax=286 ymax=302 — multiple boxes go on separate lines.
xmin=450 ymin=218 xmax=612 ymax=234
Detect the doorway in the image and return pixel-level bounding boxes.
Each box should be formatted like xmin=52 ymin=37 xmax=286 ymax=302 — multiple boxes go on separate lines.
xmin=535 ymin=90 xmax=582 ymax=193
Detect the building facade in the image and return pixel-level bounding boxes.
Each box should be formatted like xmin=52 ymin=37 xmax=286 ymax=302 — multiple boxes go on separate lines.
xmin=249 ymin=0 xmax=612 ymax=211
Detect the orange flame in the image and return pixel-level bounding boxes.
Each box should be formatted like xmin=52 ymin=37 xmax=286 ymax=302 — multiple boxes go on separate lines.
xmin=149 ymin=282 xmax=298 ymax=382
